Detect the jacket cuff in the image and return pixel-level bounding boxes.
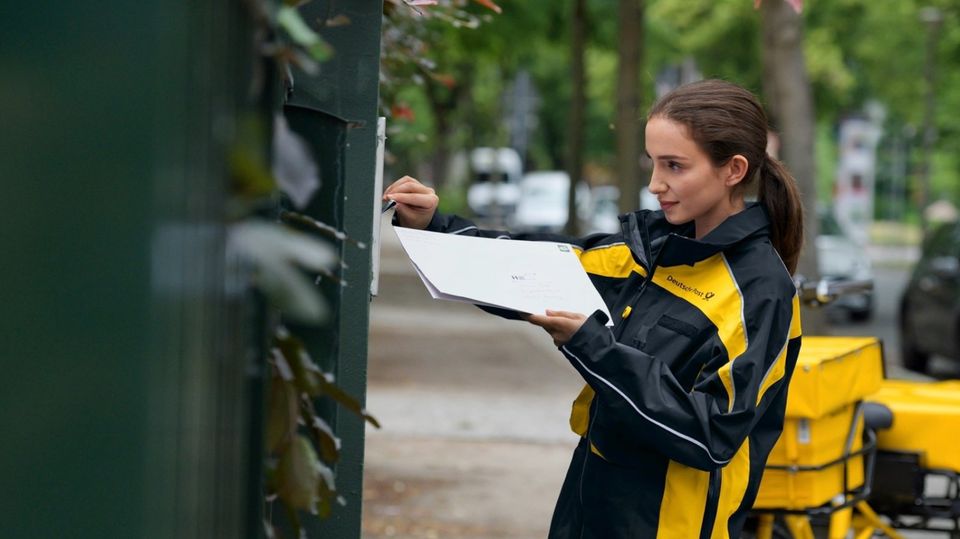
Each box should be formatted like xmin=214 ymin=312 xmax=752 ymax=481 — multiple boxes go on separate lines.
xmin=564 ymin=309 xmax=613 ymax=354
xmin=424 ymin=211 xmax=446 ymax=232
xmin=391 ymin=211 xmax=445 ymax=231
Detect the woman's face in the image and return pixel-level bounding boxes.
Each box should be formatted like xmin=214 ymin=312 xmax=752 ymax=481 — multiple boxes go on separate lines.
xmin=644 ymin=116 xmax=745 ymax=239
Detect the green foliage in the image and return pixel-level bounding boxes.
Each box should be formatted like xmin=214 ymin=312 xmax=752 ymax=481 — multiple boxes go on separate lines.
xmin=804 ymin=0 xmax=960 ymax=208
xmin=380 ymin=0 xmax=510 ymax=177
xmin=437 ymin=184 xmax=469 ymax=215
xmin=230 ymin=220 xmax=337 ymax=323
xmin=277 ymin=5 xmax=333 ymax=64
xmin=932 ymin=151 xmax=960 ymax=202
xmin=814 ymin=120 xmax=837 ymax=205
xmin=380 ymin=0 xmax=960 ymax=210
xmin=650 ymin=0 xmax=760 ymax=80
xmin=264 ymin=328 xmax=380 ymax=529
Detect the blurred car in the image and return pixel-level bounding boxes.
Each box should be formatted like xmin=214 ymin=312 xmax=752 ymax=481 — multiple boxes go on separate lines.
xmin=586 ymin=185 xmax=621 ymax=234
xmin=817 ymin=210 xmax=874 ymax=321
xmin=510 ymin=171 xmax=590 ymax=233
xmin=467 ymin=182 xmax=521 ymax=219
xmin=899 ymin=220 xmax=960 ymax=373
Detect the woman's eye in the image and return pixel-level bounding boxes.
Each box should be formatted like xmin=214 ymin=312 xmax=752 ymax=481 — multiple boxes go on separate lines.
xmin=668 ymin=161 xmax=682 ymax=171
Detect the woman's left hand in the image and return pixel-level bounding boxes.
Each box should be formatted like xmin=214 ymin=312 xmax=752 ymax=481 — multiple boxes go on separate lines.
xmin=524 ymin=310 xmax=588 ymax=347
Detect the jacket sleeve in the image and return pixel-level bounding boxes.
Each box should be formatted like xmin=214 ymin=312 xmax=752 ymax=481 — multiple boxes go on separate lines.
xmin=559 ymin=291 xmax=800 ymax=471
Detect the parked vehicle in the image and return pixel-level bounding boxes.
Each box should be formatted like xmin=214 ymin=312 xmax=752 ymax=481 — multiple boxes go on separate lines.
xmin=586 ymin=185 xmax=621 ymax=234
xmin=510 ymin=171 xmax=590 ymax=233
xmin=899 ymin=220 xmax=960 ymax=373
xmin=817 ymin=210 xmax=874 ymax=321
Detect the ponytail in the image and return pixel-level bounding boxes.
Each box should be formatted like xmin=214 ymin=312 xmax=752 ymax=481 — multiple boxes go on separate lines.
xmin=758 ymin=157 xmax=804 ymax=274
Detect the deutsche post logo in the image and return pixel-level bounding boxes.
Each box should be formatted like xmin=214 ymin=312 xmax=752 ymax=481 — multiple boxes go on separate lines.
xmin=666 ymin=274 xmax=716 ymax=301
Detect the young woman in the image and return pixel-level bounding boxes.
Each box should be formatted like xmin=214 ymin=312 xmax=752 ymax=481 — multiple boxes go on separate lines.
xmin=384 ymin=79 xmax=804 ymax=539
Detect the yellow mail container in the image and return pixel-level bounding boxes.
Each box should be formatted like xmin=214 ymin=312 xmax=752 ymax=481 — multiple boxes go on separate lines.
xmin=785 ymin=337 xmax=884 ymax=419
xmin=754 ymin=338 xmax=881 ymax=510
xmin=868 ymin=380 xmax=960 ymax=473
xmin=754 ymin=404 xmax=865 ymax=509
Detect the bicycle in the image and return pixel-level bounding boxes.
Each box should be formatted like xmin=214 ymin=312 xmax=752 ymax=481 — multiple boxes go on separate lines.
xmin=745 ymin=278 xmax=960 ymax=539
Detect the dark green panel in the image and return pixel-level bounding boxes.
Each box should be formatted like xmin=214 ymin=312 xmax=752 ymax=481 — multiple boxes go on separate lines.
xmin=0 ymin=0 xmax=257 ymax=538
xmin=0 ymin=3 xmax=160 ymax=537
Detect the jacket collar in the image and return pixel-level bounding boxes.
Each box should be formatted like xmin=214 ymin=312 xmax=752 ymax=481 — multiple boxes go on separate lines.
xmin=621 ymin=202 xmax=770 ymax=268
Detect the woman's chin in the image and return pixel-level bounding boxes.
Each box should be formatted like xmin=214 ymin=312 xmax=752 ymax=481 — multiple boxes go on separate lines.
xmin=661 ymin=211 xmax=683 ymax=224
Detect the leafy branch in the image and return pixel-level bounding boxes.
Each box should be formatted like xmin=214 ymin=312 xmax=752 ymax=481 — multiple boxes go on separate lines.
xmin=263 ymin=328 xmax=379 ymax=529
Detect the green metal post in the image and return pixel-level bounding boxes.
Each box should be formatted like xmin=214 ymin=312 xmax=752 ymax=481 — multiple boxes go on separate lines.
xmin=282 ymin=0 xmax=383 ymax=536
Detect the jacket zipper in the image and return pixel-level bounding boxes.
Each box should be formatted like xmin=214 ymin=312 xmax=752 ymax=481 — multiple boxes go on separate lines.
xmin=613 ymin=234 xmax=675 ymax=341
xmin=699 ymin=468 xmax=722 ymax=539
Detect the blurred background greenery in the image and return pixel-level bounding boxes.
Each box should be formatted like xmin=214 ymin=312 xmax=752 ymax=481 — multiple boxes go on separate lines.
xmin=381 ymin=0 xmax=960 ymax=228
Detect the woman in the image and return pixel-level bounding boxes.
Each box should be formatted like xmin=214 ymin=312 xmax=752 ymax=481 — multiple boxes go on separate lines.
xmin=384 ymin=79 xmax=803 ymax=539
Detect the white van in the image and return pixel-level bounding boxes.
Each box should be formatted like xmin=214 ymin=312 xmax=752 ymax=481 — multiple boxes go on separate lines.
xmin=510 ymin=171 xmax=590 ymax=233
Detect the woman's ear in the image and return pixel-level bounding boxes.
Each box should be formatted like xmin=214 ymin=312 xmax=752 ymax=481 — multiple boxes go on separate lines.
xmin=724 ymin=155 xmax=749 ymax=187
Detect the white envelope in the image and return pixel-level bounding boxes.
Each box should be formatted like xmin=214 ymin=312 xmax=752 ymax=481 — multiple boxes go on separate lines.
xmin=393 ymin=227 xmax=613 ymax=325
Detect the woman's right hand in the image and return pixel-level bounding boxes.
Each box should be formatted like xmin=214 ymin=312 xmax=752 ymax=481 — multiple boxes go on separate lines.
xmin=383 ymin=175 xmax=440 ymax=230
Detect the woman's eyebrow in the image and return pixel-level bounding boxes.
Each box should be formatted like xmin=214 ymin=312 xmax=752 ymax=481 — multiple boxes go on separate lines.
xmin=651 ymin=154 xmax=688 ymax=161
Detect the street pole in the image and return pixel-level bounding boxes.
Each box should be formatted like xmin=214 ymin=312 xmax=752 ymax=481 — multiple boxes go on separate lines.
xmin=918 ymin=6 xmax=942 ymax=236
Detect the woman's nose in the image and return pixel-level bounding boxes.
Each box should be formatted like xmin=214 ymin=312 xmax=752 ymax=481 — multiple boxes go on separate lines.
xmin=648 ymin=172 xmax=665 ymax=194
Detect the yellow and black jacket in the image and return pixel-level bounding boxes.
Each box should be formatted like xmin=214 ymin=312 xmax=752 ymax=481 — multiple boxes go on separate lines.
xmin=421 ymin=202 xmax=802 ymax=539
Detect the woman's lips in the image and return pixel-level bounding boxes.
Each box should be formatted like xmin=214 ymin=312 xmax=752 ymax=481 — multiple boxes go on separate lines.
xmin=659 ymin=201 xmax=678 ymax=211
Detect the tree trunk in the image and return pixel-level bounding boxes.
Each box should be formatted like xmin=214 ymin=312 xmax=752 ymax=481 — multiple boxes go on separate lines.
xmin=760 ymin=0 xmax=825 ymax=333
xmin=424 ymin=69 xmax=469 ymax=189
xmin=616 ymin=0 xmax=644 ymax=214
xmin=565 ymin=0 xmax=587 ymax=236
xmin=429 ymin=107 xmax=452 ymax=189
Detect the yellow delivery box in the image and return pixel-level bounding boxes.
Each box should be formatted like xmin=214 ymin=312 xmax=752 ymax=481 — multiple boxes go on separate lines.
xmin=754 ymin=403 xmax=865 ymax=509
xmin=784 ymin=337 xmax=884 ymax=419
xmin=868 ymin=380 xmax=960 ymax=473
xmin=754 ymin=337 xmax=883 ymax=509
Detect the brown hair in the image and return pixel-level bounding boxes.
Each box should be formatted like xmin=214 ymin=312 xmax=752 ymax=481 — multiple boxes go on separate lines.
xmin=647 ymin=79 xmax=804 ymax=274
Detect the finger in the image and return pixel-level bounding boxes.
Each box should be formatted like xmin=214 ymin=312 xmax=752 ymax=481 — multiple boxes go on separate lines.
xmin=545 ymin=309 xmax=586 ymax=320
xmin=525 ymin=313 xmax=549 ymax=327
xmin=383 ymin=176 xmax=422 ymax=197
xmin=526 ymin=314 xmax=562 ymax=332
xmin=390 ymin=192 xmax=438 ymax=211
xmin=383 ymin=176 xmax=411 ymax=197
xmin=387 ymin=179 xmax=434 ymax=197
